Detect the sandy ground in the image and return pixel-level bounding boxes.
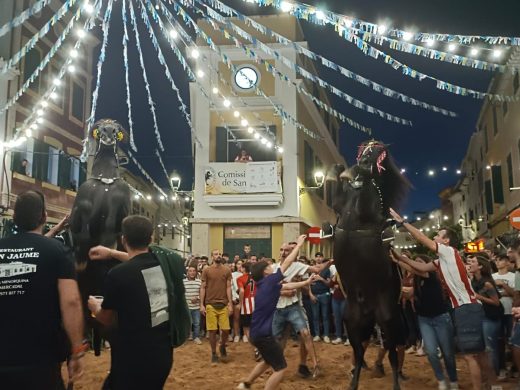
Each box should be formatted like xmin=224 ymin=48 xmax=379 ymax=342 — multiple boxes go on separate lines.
xmin=69 ymin=339 xmax=518 ymax=389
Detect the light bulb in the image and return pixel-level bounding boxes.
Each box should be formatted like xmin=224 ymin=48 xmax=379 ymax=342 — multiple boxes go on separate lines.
xmin=470 ymin=48 xmax=479 ymax=56
xmin=83 ymin=2 xmax=94 ymax=14
xmin=254 ymin=133 xmax=260 ymax=139
xmin=442 ymin=166 xmax=447 ymax=171
xmin=160 ymin=195 xmax=165 ymax=200
xmin=53 ymin=78 xmax=61 ymax=86
xmin=241 ymin=119 xmax=248 ymax=126
xmin=266 ymin=141 xmax=273 ymax=148
xmin=277 ymin=147 xmax=284 ymax=153
xmin=25 ymin=129 xmax=32 ymax=137
xmin=191 ymin=49 xmax=200 ymax=59
xmin=448 ymin=43 xmax=456 ymax=52
xmin=68 ymin=65 xmax=76 ymax=73
xmin=315 ymin=10 xmax=326 ymax=21
xmin=428 ymin=170 xmax=435 ymax=176
xmin=247 ymin=127 xmax=254 ymax=133
xmin=30 ymin=123 xmax=38 ymax=130
xmin=76 ymin=29 xmax=86 ymax=39
xmin=185 ymin=196 xmax=190 ymax=201
xmin=50 ymin=92 xmax=58 ymax=100
xmin=37 ymin=117 xmax=44 ymax=124
xmin=377 ymin=25 xmax=387 ymax=35
xmin=233 ymin=110 xmax=240 ymax=117
xmin=223 ymin=99 xmax=231 ymax=107
xmin=36 ymin=109 xmax=44 ymax=116
xmin=492 ymin=49 xmax=502 ymax=58
xmin=212 ymin=87 xmax=219 ymax=94
xmin=280 ymin=1 xmax=292 ymax=12
xmin=41 ymin=101 xmax=48 ymax=108
xmin=146 ymin=195 xmax=152 ymax=200
xmin=425 ymin=39 xmax=435 ymax=47
xmin=456 ymin=169 xmax=461 ymax=174
xmin=402 ymin=31 xmax=413 ymax=41
xmin=260 ymin=138 xmax=267 ymax=144
xmin=70 ymin=49 xmax=78 ymax=58
xmin=196 ymin=69 xmax=204 ymax=78
xmin=134 ymin=194 xmax=140 ymax=200
xmin=169 ymin=29 xmax=178 ymax=39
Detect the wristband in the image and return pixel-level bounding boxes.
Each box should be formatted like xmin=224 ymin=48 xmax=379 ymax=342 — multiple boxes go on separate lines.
xmin=71 ymin=340 xmax=89 ymax=356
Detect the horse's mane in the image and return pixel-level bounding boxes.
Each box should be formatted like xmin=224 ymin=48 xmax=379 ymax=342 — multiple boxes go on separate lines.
xmin=378 ymin=150 xmax=411 ymax=213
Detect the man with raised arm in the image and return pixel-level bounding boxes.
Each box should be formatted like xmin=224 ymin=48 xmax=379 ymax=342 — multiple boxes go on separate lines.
xmin=389 ymin=208 xmax=499 ymax=390
xmin=237 ymin=234 xmax=318 ymax=390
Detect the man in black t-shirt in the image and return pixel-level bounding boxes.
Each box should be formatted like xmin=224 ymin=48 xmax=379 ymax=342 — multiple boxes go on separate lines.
xmin=0 ymin=190 xmax=85 ymax=390
xmin=88 ymin=215 xmax=172 ymax=390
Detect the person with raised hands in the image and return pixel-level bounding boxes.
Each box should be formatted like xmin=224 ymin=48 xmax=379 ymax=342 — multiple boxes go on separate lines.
xmin=237 ymin=234 xmax=318 ymax=390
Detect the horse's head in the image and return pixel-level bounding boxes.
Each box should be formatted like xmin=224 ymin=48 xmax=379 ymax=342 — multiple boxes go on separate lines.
xmin=91 ymin=119 xmax=127 ymax=147
xmin=355 ymin=140 xmax=389 ymax=176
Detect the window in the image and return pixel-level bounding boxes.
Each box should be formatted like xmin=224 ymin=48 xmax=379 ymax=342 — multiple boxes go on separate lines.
xmin=11 ymin=138 xmax=34 ymax=176
xmin=492 ymin=106 xmax=498 ymax=136
xmin=483 ymin=125 xmax=488 ymax=152
xmin=47 ymin=65 xmax=64 ymax=109
xmin=214 ymin=126 xmax=277 ymax=162
xmin=71 ymin=81 xmax=85 ymax=122
xmin=47 ymin=146 xmax=60 ymax=185
xmin=23 ymin=47 xmax=41 ymax=93
xmin=503 ymin=101 xmax=508 ymax=117
xmin=514 ymin=72 xmax=519 ymax=95
xmin=484 ymin=180 xmax=493 ymax=214
xmin=507 ymin=154 xmax=514 ymax=190
xmin=32 ymin=139 xmax=48 ymax=182
xmin=304 ymin=141 xmax=314 ymax=186
xmin=491 ymin=165 xmax=504 ymax=204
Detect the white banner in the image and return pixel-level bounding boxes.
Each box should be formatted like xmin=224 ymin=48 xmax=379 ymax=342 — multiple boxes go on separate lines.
xmin=204 ymin=161 xmax=281 ymax=194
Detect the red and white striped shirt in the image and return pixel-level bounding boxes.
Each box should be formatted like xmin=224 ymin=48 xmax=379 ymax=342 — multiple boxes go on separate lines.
xmin=434 ymin=243 xmax=477 ymax=308
xmin=237 ymin=273 xmax=256 ymax=315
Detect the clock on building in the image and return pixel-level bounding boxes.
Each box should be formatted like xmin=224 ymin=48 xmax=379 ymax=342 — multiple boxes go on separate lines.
xmin=233 ymin=65 xmax=259 ymax=90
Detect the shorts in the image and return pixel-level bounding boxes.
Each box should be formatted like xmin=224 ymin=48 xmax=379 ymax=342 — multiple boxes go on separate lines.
xmin=206 ymin=304 xmax=230 ymax=331
xmin=272 ymin=303 xmax=308 ymax=338
xmin=452 ymin=303 xmax=485 ymax=354
xmin=251 ymin=336 xmax=287 ymax=371
xmin=241 ymin=314 xmax=252 ymax=328
xmin=510 ymin=322 xmax=520 ymax=348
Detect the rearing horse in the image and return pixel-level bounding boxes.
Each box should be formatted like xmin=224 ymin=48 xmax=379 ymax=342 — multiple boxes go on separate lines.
xmin=333 ymin=140 xmax=410 ymax=390
xmin=69 ymin=119 xmax=130 ymax=353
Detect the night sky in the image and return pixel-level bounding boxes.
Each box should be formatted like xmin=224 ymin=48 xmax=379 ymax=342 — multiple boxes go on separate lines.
xmin=94 ymin=0 xmax=520 ymax=216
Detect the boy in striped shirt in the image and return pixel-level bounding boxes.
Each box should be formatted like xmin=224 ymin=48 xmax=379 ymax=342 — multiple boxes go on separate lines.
xmin=183 ymin=266 xmax=202 ymax=344
xmin=238 ymin=262 xmax=256 ymax=342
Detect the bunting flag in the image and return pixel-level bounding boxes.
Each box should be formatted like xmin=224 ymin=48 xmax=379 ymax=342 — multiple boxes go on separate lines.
xmin=139 ymin=0 xmax=202 ymax=149
xmin=128 ymin=150 xmax=168 ymax=198
xmin=207 ymin=0 xmax=518 ymax=102
xmin=198 ymin=0 xmax=457 ymax=117
xmin=0 ymin=7 xmax=83 ymax=115
xmin=2 ymin=0 xmax=77 ymax=73
xmin=0 ymin=0 xmax=53 ymax=39
xmin=128 ymin=0 xmax=164 ymax=151
xmin=164 ymin=1 xmax=344 ymax=137
xmin=241 ymin=0 xmax=520 ymax=47
xmin=121 ymin=0 xmax=137 ymax=151
xmin=87 ymin=0 xmax=113 ymax=133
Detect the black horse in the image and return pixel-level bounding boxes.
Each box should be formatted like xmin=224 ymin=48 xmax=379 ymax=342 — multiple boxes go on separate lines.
xmin=69 ymin=119 xmax=130 ymax=353
xmin=333 ymin=140 xmax=410 ymax=390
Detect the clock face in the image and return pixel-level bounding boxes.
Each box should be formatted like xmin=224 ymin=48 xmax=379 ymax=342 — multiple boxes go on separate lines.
xmin=234 ymin=66 xmax=259 ymax=90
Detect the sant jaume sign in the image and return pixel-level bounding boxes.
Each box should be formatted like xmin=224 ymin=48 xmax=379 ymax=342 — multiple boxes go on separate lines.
xmin=204 ymin=162 xmax=281 ymax=195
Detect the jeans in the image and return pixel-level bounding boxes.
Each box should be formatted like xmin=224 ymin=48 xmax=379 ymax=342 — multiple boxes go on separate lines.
xmin=331 ymin=298 xmax=346 ymax=339
xmin=418 ymin=313 xmax=457 ymax=383
xmin=190 ymin=309 xmax=201 ymax=339
xmin=311 ymin=292 xmax=331 ymax=337
xmin=482 ymin=317 xmax=501 ymax=375
xmin=498 ymin=314 xmax=513 ymax=370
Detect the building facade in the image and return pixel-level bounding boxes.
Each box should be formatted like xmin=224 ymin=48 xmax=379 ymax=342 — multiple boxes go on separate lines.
xmin=189 ymin=15 xmax=346 ymax=259
xmin=450 ymin=47 xmax=520 ymax=239
xmin=0 ymin=1 xmax=97 ymax=224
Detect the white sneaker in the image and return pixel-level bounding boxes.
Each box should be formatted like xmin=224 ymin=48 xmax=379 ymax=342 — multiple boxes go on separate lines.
xmin=313 ymin=336 xmax=321 ymax=342
xmin=323 ymin=336 xmax=331 ymax=343
xmin=242 ymin=335 xmax=248 ymax=343
xmin=233 ymin=336 xmax=240 ymax=343
xmin=332 ymin=337 xmax=342 ymax=345
xmin=490 ymin=386 xmax=502 ymax=390
xmin=194 ymin=337 xmax=202 ymax=345
xmin=344 ymin=339 xmax=350 ymax=346
xmin=498 ymin=369 xmax=507 ymax=380
xmin=236 ymin=383 xmax=251 ymax=389
xmin=449 ymin=383 xmax=459 ymax=390
xmin=438 ymin=380 xmax=447 ymax=390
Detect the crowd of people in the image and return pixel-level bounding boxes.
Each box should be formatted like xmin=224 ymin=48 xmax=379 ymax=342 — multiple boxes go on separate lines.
xmin=3 ymin=190 xmax=520 ymax=390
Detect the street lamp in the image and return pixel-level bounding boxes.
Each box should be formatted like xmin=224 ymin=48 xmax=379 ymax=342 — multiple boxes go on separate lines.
xmin=170 ymin=171 xmax=181 ymax=191
xmin=299 ymin=170 xmax=325 ymax=195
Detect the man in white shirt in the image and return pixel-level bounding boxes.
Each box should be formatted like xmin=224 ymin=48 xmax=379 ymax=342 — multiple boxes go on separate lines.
xmin=492 ymin=254 xmax=515 ymax=378
xmin=272 ymin=241 xmax=332 ymax=378
xmin=389 ymin=208 xmax=498 ymax=390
